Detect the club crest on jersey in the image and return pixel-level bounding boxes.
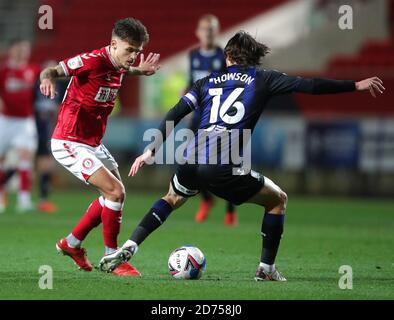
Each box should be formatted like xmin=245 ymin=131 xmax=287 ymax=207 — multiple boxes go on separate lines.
xmin=82 ymin=158 xmax=94 ymax=169
xmin=67 ymin=56 xmax=84 ymax=70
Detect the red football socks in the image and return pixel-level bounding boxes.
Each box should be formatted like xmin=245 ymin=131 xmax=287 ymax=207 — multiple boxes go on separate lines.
xmin=101 ymin=199 xmax=122 ymax=250
xmin=71 ymin=197 xmax=104 ymax=241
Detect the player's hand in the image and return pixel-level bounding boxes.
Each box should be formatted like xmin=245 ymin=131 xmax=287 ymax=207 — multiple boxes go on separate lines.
xmin=355 ymin=77 xmax=385 ymax=98
xmin=129 ymin=149 xmax=154 ymax=177
xmin=40 ymin=78 xmax=57 ymax=99
xmin=137 ymin=53 xmax=161 ymax=76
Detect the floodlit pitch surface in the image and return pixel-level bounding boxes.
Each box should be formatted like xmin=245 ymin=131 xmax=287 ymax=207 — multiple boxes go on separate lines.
xmin=0 ymin=191 xmax=393 ymax=300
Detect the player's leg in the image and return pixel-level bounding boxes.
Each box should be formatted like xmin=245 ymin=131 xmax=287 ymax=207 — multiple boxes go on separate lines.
xmin=36 ymin=114 xmax=57 ymax=213
xmin=66 ymin=165 xmax=128 ymax=274
xmin=99 ymin=182 xmax=188 ymax=273
xmin=0 ymin=156 xmax=6 ymax=214
xmin=85 ymin=166 xmax=125 ymax=255
xmin=57 ymin=167 xmax=123 ymax=272
xmin=98 ymin=167 xmax=140 ymax=276
xmin=66 ymin=193 xmax=104 ymax=249
xmin=188 ymin=112 xmax=213 ymax=223
xmin=16 ymin=148 xmax=35 ymax=212
xmin=51 ymin=140 xmax=119 ymax=271
xmin=0 ymin=116 xmax=11 ymax=213
xmin=125 ymin=182 xmax=187 ymax=249
xmin=246 ymin=176 xmax=287 ymax=281
xmin=36 ymin=155 xmax=57 ymax=212
xmin=13 ymin=117 xmax=37 ymax=212
xmin=58 ymin=186 xmax=104 ymax=272
xmin=195 ymin=190 xmax=214 ymax=223
xmin=99 ymin=165 xmax=197 ymax=273
xmin=224 ymin=201 xmax=237 ymax=226
xmin=65 ymin=169 xmax=122 ymax=254
xmin=202 ymin=165 xmax=286 ymax=281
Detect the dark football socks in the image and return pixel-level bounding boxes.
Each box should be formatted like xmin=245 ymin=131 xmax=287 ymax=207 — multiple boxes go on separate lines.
xmin=39 ymin=172 xmax=52 ymax=200
xmin=226 ymin=202 xmax=235 ymax=213
xmin=200 ymin=190 xmax=213 ymax=202
xmin=260 ymin=212 xmax=285 ymax=265
xmin=130 ymin=199 xmax=173 ymax=245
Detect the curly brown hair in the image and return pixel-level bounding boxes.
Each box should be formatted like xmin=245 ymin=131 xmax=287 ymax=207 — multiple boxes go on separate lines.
xmin=224 ymin=31 xmax=270 ymax=66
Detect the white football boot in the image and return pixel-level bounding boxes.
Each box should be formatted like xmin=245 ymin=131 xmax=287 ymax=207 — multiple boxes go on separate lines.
xmin=254 ymin=266 xmax=287 ymax=282
xmin=99 ymin=241 xmax=138 ymax=273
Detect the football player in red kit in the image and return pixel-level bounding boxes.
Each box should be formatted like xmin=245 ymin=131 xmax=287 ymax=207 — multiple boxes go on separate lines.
xmin=0 ymin=39 xmax=40 ymax=213
xmin=39 ymin=18 xmax=160 ymax=276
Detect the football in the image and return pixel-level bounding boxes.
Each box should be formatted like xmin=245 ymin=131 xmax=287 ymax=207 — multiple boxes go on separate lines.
xmin=168 ymin=245 xmax=206 ymax=280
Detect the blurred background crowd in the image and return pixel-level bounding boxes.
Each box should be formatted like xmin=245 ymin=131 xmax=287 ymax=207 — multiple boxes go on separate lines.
xmin=0 ymin=0 xmax=393 ymax=214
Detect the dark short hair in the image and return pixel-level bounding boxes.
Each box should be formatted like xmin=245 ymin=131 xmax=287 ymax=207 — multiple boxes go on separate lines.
xmin=224 ymin=31 xmax=270 ymax=66
xmin=112 ymin=18 xmax=149 ymax=44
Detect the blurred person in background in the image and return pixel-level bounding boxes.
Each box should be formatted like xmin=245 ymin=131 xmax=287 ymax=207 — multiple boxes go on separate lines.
xmin=189 ymin=14 xmax=237 ymax=226
xmin=34 ymin=60 xmax=67 ymax=213
xmin=0 ymin=39 xmax=40 ymax=213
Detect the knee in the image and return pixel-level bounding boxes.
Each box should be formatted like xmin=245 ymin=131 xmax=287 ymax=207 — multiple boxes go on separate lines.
xmin=276 ymin=190 xmax=288 ymax=212
xmin=106 ymin=183 xmax=125 ymax=203
xmin=281 ymin=190 xmax=288 ymax=208
xmin=163 ymin=191 xmax=185 ymax=209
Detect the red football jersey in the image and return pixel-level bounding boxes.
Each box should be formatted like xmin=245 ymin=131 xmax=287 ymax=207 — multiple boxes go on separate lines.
xmin=0 ymin=62 xmax=40 ymax=117
xmin=52 ymin=46 xmax=127 ymax=146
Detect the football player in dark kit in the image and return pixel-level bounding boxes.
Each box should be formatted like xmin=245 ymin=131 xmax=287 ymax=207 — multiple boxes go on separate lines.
xmin=100 ymin=31 xmax=384 ymax=281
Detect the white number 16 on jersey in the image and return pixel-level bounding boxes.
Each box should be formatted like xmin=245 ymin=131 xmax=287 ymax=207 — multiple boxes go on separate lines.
xmin=209 ymin=87 xmax=245 ymax=124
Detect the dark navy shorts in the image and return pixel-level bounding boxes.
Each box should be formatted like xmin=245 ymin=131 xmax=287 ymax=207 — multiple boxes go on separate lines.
xmin=171 ymin=164 xmax=265 ymax=206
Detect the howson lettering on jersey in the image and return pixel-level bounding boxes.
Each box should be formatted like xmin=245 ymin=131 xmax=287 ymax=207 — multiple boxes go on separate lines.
xmin=209 ymin=72 xmax=255 ymax=85
xmin=94 ymin=87 xmax=119 ymax=103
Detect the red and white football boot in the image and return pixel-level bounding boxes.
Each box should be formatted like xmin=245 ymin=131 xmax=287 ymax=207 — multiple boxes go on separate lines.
xmin=56 ymin=238 xmax=93 ymax=271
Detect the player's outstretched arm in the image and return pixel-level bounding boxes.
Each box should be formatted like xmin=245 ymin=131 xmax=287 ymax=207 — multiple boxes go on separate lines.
xmin=128 ymin=53 xmax=161 ymax=76
xmin=39 ymin=64 xmax=66 ymax=99
xmin=298 ymin=76 xmax=385 ymax=96
xmin=128 ymin=98 xmax=193 ymax=177
xmin=355 ymin=77 xmax=385 ymax=98
xmin=129 ymin=149 xmax=154 ymax=177
xmin=267 ymin=70 xmax=385 ymax=98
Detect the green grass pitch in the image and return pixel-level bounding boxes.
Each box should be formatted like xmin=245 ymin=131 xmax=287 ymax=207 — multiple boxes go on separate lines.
xmin=0 ymin=190 xmax=393 ymax=300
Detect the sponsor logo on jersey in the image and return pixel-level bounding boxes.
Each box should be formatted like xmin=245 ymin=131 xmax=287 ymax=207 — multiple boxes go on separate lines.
xmin=67 ymin=56 xmax=84 ymax=70
xmin=94 ymin=87 xmax=119 ymax=103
